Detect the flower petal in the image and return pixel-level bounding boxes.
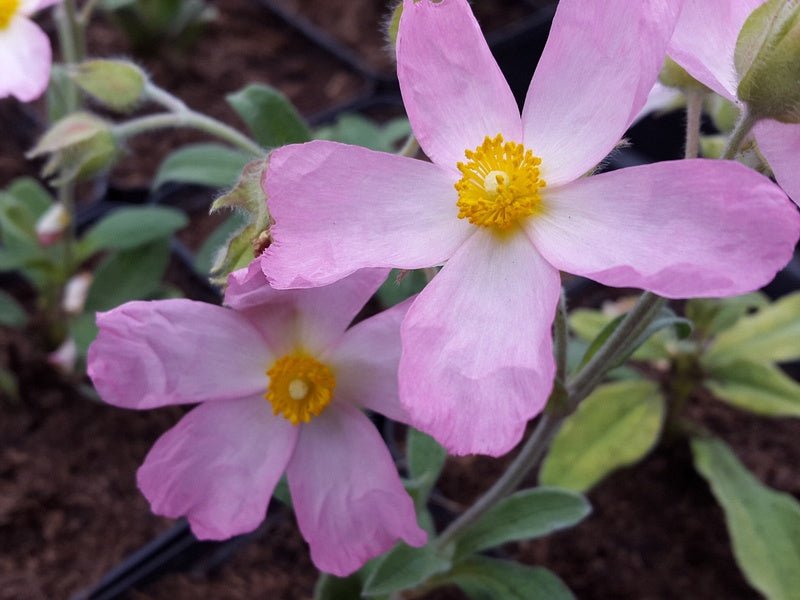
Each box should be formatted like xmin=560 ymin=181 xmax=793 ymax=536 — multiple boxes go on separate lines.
xmin=522 ymin=0 xmax=683 ymax=186
xmin=755 ymin=120 xmax=800 ymax=208
xmin=226 ymin=260 xmax=389 ymax=355
xmin=327 ymin=298 xmax=414 ymax=425
xmin=668 ymin=0 xmax=762 ymax=101
xmin=0 ymin=17 xmax=52 ymax=102
xmin=262 ymin=141 xmax=473 ymax=288
xmin=88 ymin=300 xmax=271 ymax=409
xmin=399 ymin=230 xmax=560 ymax=457
xmin=287 ymin=403 xmax=426 ymax=576
xmin=138 ymin=397 xmax=297 ymax=540
xmin=528 ymin=160 xmax=800 ymax=298
xmin=396 ymin=0 xmax=522 ymax=169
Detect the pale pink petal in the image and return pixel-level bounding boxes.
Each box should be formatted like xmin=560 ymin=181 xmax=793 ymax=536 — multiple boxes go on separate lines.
xmin=399 ymin=230 xmax=560 ymax=457
xmin=528 ymin=160 xmax=800 ymax=298
xmin=522 ymin=0 xmax=683 ymax=186
xmin=0 ymin=17 xmax=52 ymax=102
xmin=262 ymin=141 xmax=473 ymax=288
xmin=138 ymin=397 xmax=297 ymax=540
xmin=755 ymin=120 xmax=800 ymax=207
xmin=327 ymin=298 xmax=414 ymax=425
xmin=668 ymin=0 xmax=763 ymax=101
xmin=396 ymin=0 xmax=522 ymax=169
xmin=287 ymin=403 xmax=426 ymax=576
xmin=88 ymin=300 xmax=271 ymax=409
xmin=226 ymin=260 xmax=389 ymax=355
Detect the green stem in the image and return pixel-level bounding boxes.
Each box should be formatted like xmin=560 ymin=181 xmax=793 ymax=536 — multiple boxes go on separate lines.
xmin=721 ymin=109 xmax=758 ymax=160
xmin=434 ymin=414 xmax=561 ymax=550
xmin=567 ymin=292 xmax=666 ymax=407
xmin=78 ymin=0 xmax=103 ymax=26
xmin=554 ymin=291 xmax=568 ymax=385
xmin=113 ymin=112 xmax=263 ymax=156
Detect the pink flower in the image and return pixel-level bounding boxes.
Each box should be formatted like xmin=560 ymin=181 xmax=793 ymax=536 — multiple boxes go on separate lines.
xmin=261 ymin=0 xmax=800 ymax=456
xmin=669 ymin=0 xmax=800 ymax=206
xmin=87 ymin=264 xmax=426 ymax=576
xmin=0 ymin=0 xmax=61 ymax=102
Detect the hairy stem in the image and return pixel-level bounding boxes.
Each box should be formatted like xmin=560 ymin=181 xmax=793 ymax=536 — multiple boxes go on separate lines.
xmin=434 ymin=414 xmax=561 ymax=550
xmin=113 ymin=112 xmax=263 ymax=156
xmin=683 ymin=89 xmax=705 ymax=160
xmin=721 ymin=109 xmax=758 ymax=160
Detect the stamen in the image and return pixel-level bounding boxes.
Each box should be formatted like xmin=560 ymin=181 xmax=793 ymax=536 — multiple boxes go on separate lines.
xmin=455 ymin=134 xmax=546 ymax=231
xmin=266 ymin=352 xmax=336 ymax=425
xmin=0 ymin=0 xmax=20 ymax=30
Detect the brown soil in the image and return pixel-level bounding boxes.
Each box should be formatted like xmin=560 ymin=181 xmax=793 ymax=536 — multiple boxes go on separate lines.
xmin=2 ymin=0 xmax=799 ymax=599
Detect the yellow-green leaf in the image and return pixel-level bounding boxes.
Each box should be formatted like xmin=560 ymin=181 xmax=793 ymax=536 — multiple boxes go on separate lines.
xmin=692 ymin=436 xmax=800 ymax=600
xmin=540 ymin=380 xmax=666 ymax=492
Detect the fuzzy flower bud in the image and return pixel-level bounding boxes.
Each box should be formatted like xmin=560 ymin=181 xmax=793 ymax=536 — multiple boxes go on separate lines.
xmin=736 ymin=0 xmax=800 ymax=123
xmin=27 ymin=112 xmax=119 ymax=184
xmin=35 ymin=202 xmax=70 ymax=246
xmin=659 ymin=57 xmax=707 ymax=91
xmin=71 ymin=60 xmax=147 ymax=113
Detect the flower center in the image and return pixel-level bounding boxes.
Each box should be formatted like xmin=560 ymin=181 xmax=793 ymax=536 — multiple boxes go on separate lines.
xmin=455 ymin=134 xmax=546 ymax=231
xmin=0 ymin=0 xmax=20 ymax=30
xmin=266 ymin=352 xmax=336 ymax=425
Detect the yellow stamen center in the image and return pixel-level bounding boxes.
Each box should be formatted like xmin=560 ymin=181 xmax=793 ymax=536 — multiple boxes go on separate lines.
xmin=0 ymin=0 xmax=20 ymax=30
xmin=266 ymin=352 xmax=336 ymax=425
xmin=455 ymin=134 xmax=546 ymax=231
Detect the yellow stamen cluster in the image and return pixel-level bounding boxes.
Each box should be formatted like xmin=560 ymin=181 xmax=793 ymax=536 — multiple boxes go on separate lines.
xmin=266 ymin=352 xmax=336 ymax=425
xmin=455 ymin=134 xmax=546 ymax=231
xmin=0 ymin=0 xmax=20 ymax=30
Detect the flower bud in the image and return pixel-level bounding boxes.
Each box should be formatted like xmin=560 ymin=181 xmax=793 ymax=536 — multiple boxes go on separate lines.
xmin=28 ymin=113 xmax=119 ymax=183
xmin=35 ymin=202 xmax=71 ymax=246
xmin=384 ymin=2 xmax=403 ymax=54
xmin=658 ymin=57 xmax=707 ymax=91
xmin=49 ymin=337 xmax=78 ymax=374
xmin=62 ymin=272 xmax=93 ymax=315
xmin=71 ymin=60 xmax=147 ymax=113
xmin=736 ymin=0 xmax=800 ymax=123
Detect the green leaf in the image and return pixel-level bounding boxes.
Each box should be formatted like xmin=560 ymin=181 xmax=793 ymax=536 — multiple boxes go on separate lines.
xmin=153 ymin=143 xmax=251 ymax=189
xmin=406 ymin=427 xmax=447 ymax=509
xmin=194 ymin=212 xmax=247 ymax=275
xmin=0 ymin=290 xmax=28 ymax=327
xmin=705 ymin=360 xmax=800 ymax=417
xmin=691 ymin=436 xmax=800 ymax=600
xmin=706 ymin=292 xmax=800 ymax=366
xmin=684 ymin=293 xmax=768 ymax=339
xmin=6 ymin=177 xmax=54 ymax=218
xmin=362 ymin=543 xmax=451 ymax=597
xmin=227 ymin=84 xmax=311 ymax=148
xmin=314 ymin=572 xmax=363 ymax=600
xmin=70 ymin=311 xmax=99 ymax=357
xmin=439 ymin=557 xmax=574 ymax=600
xmin=453 ymin=488 xmax=590 ymax=560
xmin=85 ymin=239 xmax=171 ymax=311
xmin=377 ymin=269 xmax=428 ymax=308
xmin=79 ymin=206 xmax=187 ymax=259
xmin=316 ymin=114 xmax=410 ymax=152
xmin=540 ymin=380 xmax=666 ymax=492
